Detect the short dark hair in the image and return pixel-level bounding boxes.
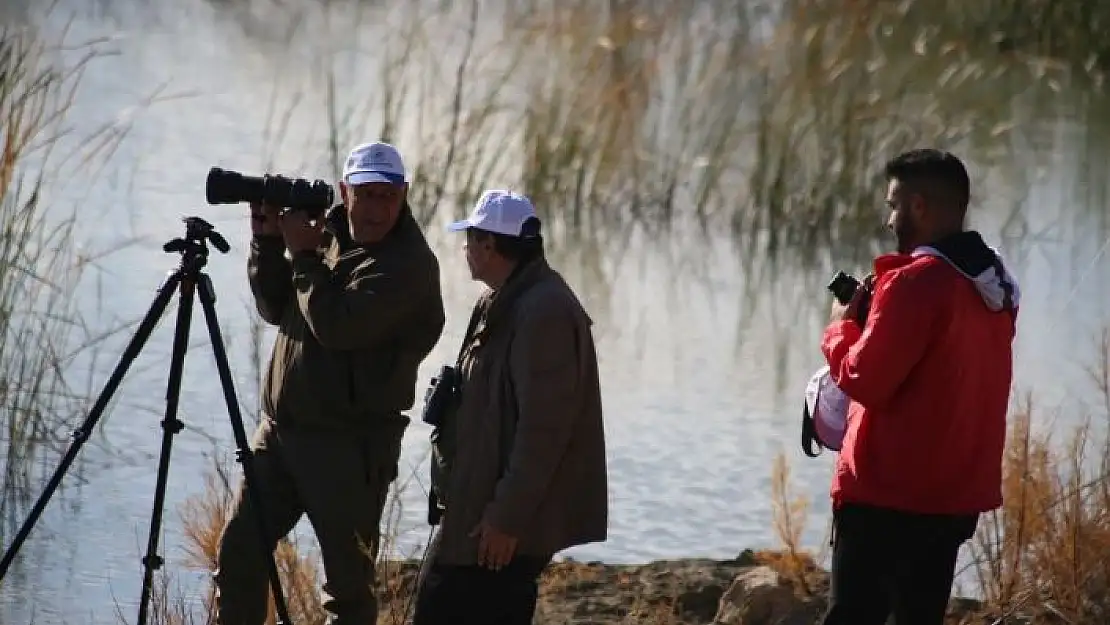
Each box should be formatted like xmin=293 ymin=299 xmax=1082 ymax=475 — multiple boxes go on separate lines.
xmin=469 ymin=216 xmax=544 ymax=262
xmin=883 ymin=149 xmax=971 ymax=217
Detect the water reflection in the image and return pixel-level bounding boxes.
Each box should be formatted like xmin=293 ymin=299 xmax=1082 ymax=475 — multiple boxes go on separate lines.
xmin=0 ymin=0 xmax=1109 ymax=623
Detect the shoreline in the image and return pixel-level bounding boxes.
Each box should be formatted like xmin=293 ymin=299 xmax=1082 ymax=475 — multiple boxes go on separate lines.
xmin=374 ymin=549 xmax=987 ymax=624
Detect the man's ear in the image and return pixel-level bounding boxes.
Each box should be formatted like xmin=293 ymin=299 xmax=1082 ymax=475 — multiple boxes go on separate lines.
xmin=909 ymin=192 xmax=928 ymax=222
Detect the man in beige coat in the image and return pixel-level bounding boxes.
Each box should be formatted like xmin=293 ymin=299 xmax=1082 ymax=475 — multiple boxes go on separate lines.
xmin=413 ymin=189 xmax=609 ymax=625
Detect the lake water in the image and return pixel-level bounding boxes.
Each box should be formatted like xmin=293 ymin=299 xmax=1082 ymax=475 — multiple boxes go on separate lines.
xmin=2 ymin=0 xmax=1110 ymax=623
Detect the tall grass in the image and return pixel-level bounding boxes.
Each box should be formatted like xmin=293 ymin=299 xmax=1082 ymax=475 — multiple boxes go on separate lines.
xmin=966 ymin=332 xmax=1110 ymax=624
xmin=771 ymin=329 xmax=1110 ymax=624
xmin=0 ymin=23 xmax=137 ymax=538
xmin=881 ymin=0 xmax=1110 ymax=74
xmin=246 ymin=0 xmax=1106 ymax=286
xmin=242 ymin=0 xmax=1110 ymax=402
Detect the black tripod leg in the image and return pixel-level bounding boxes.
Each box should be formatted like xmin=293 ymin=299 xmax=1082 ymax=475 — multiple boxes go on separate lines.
xmin=136 ymin=273 xmax=197 ymax=625
xmin=0 ymin=269 xmax=184 ymax=583
xmin=196 ymin=273 xmax=294 ymax=625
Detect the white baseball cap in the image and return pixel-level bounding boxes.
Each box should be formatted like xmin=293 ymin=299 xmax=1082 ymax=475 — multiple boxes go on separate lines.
xmin=447 ymin=189 xmax=539 ymax=237
xmin=342 ymin=141 xmax=406 ymax=186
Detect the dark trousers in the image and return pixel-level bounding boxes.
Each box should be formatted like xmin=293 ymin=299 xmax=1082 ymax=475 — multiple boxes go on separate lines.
xmin=411 ymin=551 xmax=550 ymax=625
xmin=820 ymin=502 xmax=979 ymax=625
xmin=213 ymin=419 xmax=396 ymax=625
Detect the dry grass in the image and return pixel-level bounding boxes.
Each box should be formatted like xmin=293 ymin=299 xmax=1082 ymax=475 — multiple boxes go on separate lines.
xmin=178 ymin=458 xmax=327 ymax=625
xmin=138 ymin=468 xmax=337 ymax=624
xmin=967 ymin=333 xmax=1110 ymax=624
xmin=767 ymin=451 xmax=824 ymax=597
xmin=762 ymin=330 xmax=1110 ymax=625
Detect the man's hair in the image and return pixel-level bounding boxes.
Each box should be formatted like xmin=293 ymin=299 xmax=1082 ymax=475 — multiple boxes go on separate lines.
xmin=470 ymin=216 xmax=544 ymax=262
xmin=883 ymin=149 xmax=971 ymax=218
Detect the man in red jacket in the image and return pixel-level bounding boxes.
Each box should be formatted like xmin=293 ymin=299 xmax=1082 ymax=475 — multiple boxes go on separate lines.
xmin=819 ymin=149 xmax=1020 ymax=625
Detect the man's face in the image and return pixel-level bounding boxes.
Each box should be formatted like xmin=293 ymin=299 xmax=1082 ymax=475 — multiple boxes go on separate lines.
xmin=463 ymin=229 xmax=494 ymax=281
xmin=343 ymin=181 xmax=405 ymax=244
xmin=885 ymin=178 xmax=926 ymax=254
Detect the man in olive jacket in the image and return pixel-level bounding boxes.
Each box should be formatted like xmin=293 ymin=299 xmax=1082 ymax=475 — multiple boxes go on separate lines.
xmin=412 ymin=189 xmax=609 ymax=625
xmin=214 ymin=141 xmax=445 ymax=625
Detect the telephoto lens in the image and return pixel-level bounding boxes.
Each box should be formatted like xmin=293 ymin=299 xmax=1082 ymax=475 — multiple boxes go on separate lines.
xmin=205 ymin=167 xmax=265 ymax=206
xmin=205 ymin=167 xmax=335 ymax=218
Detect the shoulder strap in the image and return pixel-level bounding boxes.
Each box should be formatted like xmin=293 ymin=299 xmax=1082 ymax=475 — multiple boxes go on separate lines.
xmin=801 ymin=400 xmax=825 ymax=458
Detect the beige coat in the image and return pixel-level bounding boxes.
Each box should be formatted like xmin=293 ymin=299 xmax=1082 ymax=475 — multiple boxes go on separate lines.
xmin=434 ymin=257 xmax=609 ymax=565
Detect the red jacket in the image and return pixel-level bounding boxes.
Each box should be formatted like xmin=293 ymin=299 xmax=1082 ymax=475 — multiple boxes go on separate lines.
xmin=821 ymin=231 xmax=1019 ymax=515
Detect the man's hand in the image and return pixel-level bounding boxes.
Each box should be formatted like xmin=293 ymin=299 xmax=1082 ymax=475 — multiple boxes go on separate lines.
xmin=279 ymin=210 xmax=325 ymax=253
xmin=470 ymin=519 xmax=518 ymax=570
xmin=250 ymin=202 xmax=282 ymax=237
xmin=829 ymin=274 xmax=875 ymax=324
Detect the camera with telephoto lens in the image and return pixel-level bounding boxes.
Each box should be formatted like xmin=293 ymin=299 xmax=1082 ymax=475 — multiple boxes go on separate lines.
xmin=205 ymin=167 xmax=335 ymax=218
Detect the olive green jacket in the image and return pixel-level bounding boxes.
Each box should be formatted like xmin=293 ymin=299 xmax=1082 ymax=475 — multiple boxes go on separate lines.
xmin=431 ymin=256 xmax=609 ymax=565
xmin=247 ymin=205 xmax=445 ymax=434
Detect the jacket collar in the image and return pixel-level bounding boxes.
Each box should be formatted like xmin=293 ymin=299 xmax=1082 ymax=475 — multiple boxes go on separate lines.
xmin=475 ymin=256 xmax=553 ymax=337
xmin=871 ymin=230 xmax=1020 ymax=314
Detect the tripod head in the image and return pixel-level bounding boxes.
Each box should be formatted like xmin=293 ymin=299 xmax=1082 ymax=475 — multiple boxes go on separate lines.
xmin=162 ymin=216 xmax=230 ymax=269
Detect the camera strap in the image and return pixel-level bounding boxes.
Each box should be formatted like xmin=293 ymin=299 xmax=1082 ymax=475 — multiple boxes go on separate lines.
xmin=456 ymin=295 xmax=489 ymax=374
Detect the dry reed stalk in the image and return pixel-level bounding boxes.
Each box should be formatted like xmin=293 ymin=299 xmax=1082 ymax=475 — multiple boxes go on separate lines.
xmin=969 ymin=336 xmax=1110 ymax=624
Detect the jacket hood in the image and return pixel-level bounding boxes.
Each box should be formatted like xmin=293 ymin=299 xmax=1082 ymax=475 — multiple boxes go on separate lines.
xmin=912 ymin=231 xmax=1021 ymax=314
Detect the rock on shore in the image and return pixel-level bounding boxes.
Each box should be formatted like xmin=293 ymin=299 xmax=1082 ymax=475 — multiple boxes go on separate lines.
xmin=379 ymin=549 xmax=988 ymax=624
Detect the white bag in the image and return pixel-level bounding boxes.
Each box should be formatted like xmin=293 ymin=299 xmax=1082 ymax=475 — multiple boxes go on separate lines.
xmin=801 ymin=365 xmax=849 ymax=456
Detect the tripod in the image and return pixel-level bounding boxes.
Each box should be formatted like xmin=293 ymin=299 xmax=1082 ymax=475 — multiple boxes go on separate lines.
xmin=0 ymin=217 xmax=293 ymax=625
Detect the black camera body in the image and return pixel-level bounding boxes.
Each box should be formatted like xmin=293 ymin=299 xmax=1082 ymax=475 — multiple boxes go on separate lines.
xmin=827 ymin=270 xmax=874 ymax=324
xmin=206 ymin=167 xmax=335 ymax=219
xmin=421 ymin=364 xmax=460 ymax=428
xmin=827 ymin=271 xmax=861 ymax=305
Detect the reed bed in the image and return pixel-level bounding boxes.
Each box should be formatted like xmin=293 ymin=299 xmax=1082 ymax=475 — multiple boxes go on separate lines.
xmin=251 ymin=0 xmax=1106 ymax=284
xmin=962 ymin=332 xmax=1110 ymax=624
xmin=251 ymin=0 xmax=1110 ymax=397
xmin=0 ymin=22 xmax=141 ymax=538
